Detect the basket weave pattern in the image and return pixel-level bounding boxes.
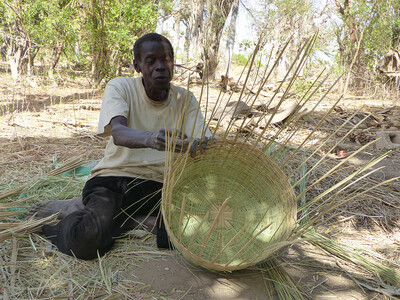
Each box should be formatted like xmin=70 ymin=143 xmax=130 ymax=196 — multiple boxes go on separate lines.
xmin=162 ymin=141 xmax=296 ymax=271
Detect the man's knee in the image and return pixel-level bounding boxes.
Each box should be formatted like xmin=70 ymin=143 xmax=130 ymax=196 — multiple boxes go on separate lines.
xmin=44 ymin=209 xmax=114 ymax=260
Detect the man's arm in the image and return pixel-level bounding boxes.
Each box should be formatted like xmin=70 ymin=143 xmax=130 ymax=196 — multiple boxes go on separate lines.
xmin=110 ymin=115 xmax=188 ymax=152
xmin=110 ymin=115 xmax=152 ymax=148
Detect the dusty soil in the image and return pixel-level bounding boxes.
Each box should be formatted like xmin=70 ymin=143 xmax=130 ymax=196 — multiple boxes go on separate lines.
xmin=0 ymin=70 xmax=399 ymax=299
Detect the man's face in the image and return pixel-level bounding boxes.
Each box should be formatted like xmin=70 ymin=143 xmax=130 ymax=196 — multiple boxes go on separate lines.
xmin=134 ymin=40 xmax=174 ymax=93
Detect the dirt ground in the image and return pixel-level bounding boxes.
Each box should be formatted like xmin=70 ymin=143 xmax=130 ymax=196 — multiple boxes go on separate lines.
xmin=0 ymin=69 xmax=399 ymax=299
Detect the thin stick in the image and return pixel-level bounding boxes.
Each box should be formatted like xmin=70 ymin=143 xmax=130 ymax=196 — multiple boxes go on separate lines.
xmin=199 ymin=196 xmax=232 ymax=256
xmin=295 ymin=176 xmax=399 ymax=237
xmin=253 ymin=34 xmax=317 ymax=148
xmin=0 ymin=197 xmax=32 ymax=208
xmin=280 ymin=94 xmax=342 ymax=169
xmin=222 ymin=38 xmax=263 ymax=139
xmin=264 ymin=68 xmax=330 ymax=155
xmin=10 ymin=237 xmax=18 ymax=295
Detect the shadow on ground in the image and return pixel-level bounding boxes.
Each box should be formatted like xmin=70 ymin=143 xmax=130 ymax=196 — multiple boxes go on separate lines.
xmin=121 ymin=239 xmax=380 ymax=299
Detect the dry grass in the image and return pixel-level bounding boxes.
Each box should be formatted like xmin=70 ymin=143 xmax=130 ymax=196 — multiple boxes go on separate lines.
xmin=0 ymin=233 xmax=172 ymax=299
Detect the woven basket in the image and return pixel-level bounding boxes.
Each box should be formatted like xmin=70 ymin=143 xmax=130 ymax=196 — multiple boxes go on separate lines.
xmin=162 ymin=141 xmax=296 ymax=271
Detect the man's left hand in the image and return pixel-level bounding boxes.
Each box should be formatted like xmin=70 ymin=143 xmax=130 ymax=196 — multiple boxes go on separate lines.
xmin=185 ymin=136 xmax=216 ymax=157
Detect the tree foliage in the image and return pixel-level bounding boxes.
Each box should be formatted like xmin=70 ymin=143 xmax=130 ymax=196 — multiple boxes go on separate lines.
xmin=0 ymin=0 xmax=399 ymax=91
xmin=335 ymin=0 xmax=400 ymax=91
xmin=81 ymin=0 xmax=161 ymax=86
xmin=0 ymin=0 xmax=168 ymax=85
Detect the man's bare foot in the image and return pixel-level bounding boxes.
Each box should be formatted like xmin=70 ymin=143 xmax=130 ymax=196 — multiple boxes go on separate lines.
xmin=26 ymin=197 xmax=84 ymax=220
xmin=123 ymin=215 xmax=158 ymax=234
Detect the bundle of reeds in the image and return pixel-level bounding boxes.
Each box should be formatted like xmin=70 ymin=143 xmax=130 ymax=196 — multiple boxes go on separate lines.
xmin=0 ymin=157 xmax=87 ymax=239
xmin=0 ymin=214 xmax=58 ymax=243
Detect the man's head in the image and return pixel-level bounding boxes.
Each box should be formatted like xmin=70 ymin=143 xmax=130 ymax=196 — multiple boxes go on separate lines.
xmin=133 ymin=34 xmax=174 ymax=101
xmin=133 ymin=33 xmax=174 ymax=62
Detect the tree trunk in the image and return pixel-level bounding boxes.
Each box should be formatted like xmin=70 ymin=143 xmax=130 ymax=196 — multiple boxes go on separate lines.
xmin=354 ymin=44 xmax=365 ymax=94
xmin=224 ymin=0 xmax=239 ymax=76
xmin=202 ymin=0 xmax=234 ymax=79
xmin=89 ymin=0 xmax=108 ymax=87
xmin=392 ymin=6 xmax=400 ymax=48
xmin=5 ymin=20 xmax=28 ymax=79
xmin=172 ymin=14 xmax=181 ymax=63
xmin=336 ymin=0 xmax=362 ymax=93
xmin=184 ymin=0 xmax=204 ymax=63
xmin=48 ymin=41 xmax=65 ymax=79
xmin=8 ymin=47 xmax=22 ymax=79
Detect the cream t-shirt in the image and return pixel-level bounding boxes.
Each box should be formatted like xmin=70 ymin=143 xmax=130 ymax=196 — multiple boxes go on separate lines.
xmin=90 ymin=77 xmax=211 ymax=182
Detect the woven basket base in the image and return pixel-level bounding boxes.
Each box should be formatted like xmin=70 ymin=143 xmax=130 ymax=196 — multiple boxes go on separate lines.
xmin=162 ymin=141 xmax=296 ymax=271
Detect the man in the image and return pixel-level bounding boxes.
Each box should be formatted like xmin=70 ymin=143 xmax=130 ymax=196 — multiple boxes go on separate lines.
xmin=28 ymin=33 xmax=213 ymax=260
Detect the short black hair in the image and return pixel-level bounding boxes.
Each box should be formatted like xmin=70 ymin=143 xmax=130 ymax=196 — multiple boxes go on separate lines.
xmin=133 ymin=33 xmax=174 ymax=62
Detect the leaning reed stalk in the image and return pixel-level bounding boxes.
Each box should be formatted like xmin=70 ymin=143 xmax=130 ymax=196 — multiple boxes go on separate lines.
xmin=303 ymin=176 xmax=398 ymax=234
xmin=296 ymin=152 xmax=388 ymax=214
xmin=198 ymin=196 xmax=232 ymax=256
xmin=269 ymin=73 xmax=341 ymax=160
xmin=177 ymin=194 xmax=187 ymax=241
xmin=279 ymin=93 xmax=342 ymax=167
xmin=295 ymin=139 xmax=379 ymax=200
xmin=205 ymin=52 xmax=249 ymax=131
xmin=208 ymin=38 xmax=272 ymax=132
xmin=97 ymin=252 xmax=112 ymax=295
xmin=0 ymin=156 xmax=87 ymax=201
xmin=224 ymin=223 xmax=272 ymax=267
xmin=295 ymin=176 xmax=399 ymax=237
xmin=210 ymin=222 xmax=251 ymax=263
xmin=186 ymin=212 xmax=210 ymax=251
xmin=0 ymin=197 xmax=32 ymax=208
xmin=222 ymin=38 xmax=263 ymax=139
xmin=234 ymin=42 xmax=292 ymax=145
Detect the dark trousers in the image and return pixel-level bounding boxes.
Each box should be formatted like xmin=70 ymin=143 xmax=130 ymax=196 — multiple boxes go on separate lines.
xmin=43 ymin=176 xmax=171 ymax=260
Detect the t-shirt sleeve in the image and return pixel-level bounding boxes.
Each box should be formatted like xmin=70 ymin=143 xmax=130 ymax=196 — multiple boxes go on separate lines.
xmin=184 ymin=91 xmax=212 ymax=139
xmin=97 ymin=78 xmax=130 ymax=137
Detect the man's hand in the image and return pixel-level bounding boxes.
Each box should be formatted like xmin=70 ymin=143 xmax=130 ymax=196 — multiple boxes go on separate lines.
xmin=110 ymin=117 xmax=187 ymax=151
xmin=185 ymin=136 xmax=216 ymax=157
xmin=150 ymin=129 xmax=215 ymax=157
xmin=110 ymin=117 xmax=215 ymax=155
xmin=149 ymin=128 xmax=188 ymax=152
